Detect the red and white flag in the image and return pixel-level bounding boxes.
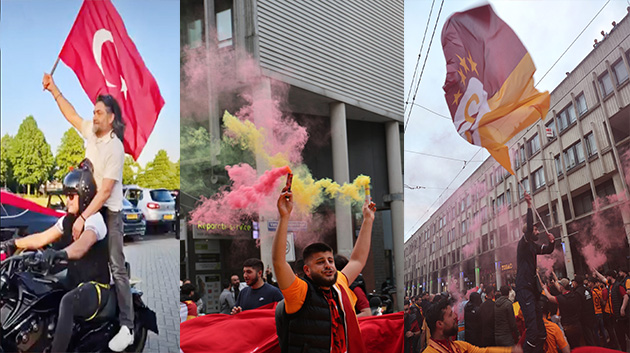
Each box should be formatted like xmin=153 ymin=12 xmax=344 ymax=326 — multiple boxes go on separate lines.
xmin=59 ymin=0 xmax=164 ymax=160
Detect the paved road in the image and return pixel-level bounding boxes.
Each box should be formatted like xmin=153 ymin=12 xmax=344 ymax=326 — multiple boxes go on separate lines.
xmin=124 ymin=233 xmax=179 ymax=353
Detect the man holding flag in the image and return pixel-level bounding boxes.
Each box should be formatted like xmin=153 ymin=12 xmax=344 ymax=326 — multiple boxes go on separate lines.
xmin=43 ymin=75 xmax=134 ymax=352
xmin=40 ymin=0 xmax=164 ymax=350
xmin=441 ymin=4 xmax=553 ymax=353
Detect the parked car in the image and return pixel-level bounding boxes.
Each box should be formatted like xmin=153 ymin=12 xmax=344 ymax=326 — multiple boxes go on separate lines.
xmin=123 ymin=186 xmax=175 ymax=233
xmin=122 ymin=198 xmax=146 ymax=238
xmin=1 ymin=191 xmax=64 ymax=241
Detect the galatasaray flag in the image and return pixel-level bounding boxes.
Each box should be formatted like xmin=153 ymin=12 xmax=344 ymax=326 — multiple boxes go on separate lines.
xmin=441 ymin=5 xmax=549 ymax=175
xmin=59 ymin=0 xmax=165 ymax=160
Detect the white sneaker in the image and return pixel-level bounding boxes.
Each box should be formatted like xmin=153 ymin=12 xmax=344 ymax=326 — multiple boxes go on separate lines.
xmin=108 ymin=325 xmax=134 ymax=352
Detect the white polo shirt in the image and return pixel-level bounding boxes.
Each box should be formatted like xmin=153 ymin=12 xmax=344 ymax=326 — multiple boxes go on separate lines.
xmin=80 ymin=120 xmax=124 ymax=212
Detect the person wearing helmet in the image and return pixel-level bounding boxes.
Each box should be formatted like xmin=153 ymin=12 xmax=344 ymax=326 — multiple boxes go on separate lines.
xmin=43 ymin=74 xmax=133 ymax=351
xmin=0 ymin=160 xmax=110 ymax=353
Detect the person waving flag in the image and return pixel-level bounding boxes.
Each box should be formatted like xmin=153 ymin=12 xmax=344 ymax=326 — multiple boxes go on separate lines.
xmin=57 ymin=0 xmax=164 ymax=160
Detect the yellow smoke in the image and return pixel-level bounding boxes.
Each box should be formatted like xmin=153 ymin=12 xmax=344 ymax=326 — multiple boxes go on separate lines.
xmin=223 ymin=111 xmax=291 ymax=168
xmin=223 ymin=110 xmax=371 ymax=213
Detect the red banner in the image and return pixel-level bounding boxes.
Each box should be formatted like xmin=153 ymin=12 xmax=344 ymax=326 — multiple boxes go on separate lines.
xmin=180 ymin=303 xmax=403 ymax=353
xmin=59 ymin=0 xmax=164 ymax=160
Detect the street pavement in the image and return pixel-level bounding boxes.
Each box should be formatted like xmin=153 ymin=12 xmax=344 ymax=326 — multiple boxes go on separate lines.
xmin=124 ymin=233 xmax=179 ymax=352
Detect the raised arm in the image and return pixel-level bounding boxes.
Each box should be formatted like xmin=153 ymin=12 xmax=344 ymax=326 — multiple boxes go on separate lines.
xmin=43 ymin=73 xmax=84 ymax=131
xmin=272 ymin=189 xmax=297 ymax=290
xmin=542 ymin=284 xmax=558 ymax=304
xmin=524 ymin=193 xmax=534 ymax=242
xmin=341 ymin=198 xmax=376 ymax=285
xmin=538 ymin=234 xmax=555 ymax=255
xmin=593 ymin=270 xmax=607 ymax=284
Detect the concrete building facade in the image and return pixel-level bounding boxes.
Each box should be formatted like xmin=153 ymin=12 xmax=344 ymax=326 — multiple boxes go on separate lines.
xmin=405 ymin=14 xmax=630 ymax=297
xmin=180 ymin=0 xmax=405 ymax=312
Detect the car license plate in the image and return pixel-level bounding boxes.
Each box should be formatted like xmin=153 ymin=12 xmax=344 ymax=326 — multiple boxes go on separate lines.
xmin=126 ymin=214 xmax=138 ymax=220
xmin=164 ymin=214 xmax=174 ymax=220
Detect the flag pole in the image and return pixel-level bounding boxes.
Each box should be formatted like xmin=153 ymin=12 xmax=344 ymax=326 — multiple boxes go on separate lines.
xmin=516 ymin=179 xmax=550 ymax=234
xmin=50 ymin=57 xmax=61 ymax=76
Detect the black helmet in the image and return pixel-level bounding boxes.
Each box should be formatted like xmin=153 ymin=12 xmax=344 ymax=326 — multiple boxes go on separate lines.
xmin=63 ymin=159 xmax=96 ymax=214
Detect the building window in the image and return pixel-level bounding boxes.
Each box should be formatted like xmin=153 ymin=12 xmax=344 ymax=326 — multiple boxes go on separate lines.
xmin=514 ymin=148 xmax=521 ymax=169
xmin=557 ymin=104 xmax=577 ymax=132
xmin=585 ymin=132 xmax=597 ymax=157
xmin=527 ymin=134 xmax=540 ymax=157
xmin=215 ymin=0 xmax=234 ymax=48
xmin=575 ymin=93 xmax=588 ymax=116
xmin=563 ymin=141 xmax=585 ymax=171
xmin=519 ymin=177 xmax=530 ymax=198
xmin=573 ymin=190 xmax=594 ymax=217
xmin=182 ymin=0 xmax=206 ymax=48
xmin=497 ymin=193 xmax=505 ymax=208
xmin=554 ymin=154 xmax=563 ymax=176
xmin=545 ymin=120 xmax=556 ymax=141
xmin=519 ymin=145 xmax=526 ymax=164
xmin=596 ymin=179 xmax=616 ymax=198
xmin=612 ymin=59 xmax=629 ymax=86
xmin=598 ymin=71 xmax=614 ymax=97
xmin=532 ymin=168 xmax=546 ymax=191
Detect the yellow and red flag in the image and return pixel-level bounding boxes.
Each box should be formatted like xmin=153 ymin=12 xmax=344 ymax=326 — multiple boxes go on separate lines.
xmin=441 ymin=5 xmax=549 ymax=175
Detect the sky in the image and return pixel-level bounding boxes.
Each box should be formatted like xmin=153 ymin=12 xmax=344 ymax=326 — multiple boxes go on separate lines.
xmin=404 ymin=0 xmax=629 ymax=241
xmin=0 ymin=0 xmax=180 ymax=167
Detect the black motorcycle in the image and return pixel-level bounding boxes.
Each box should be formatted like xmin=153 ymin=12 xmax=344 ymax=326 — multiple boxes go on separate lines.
xmin=0 ymin=251 xmax=158 ymax=352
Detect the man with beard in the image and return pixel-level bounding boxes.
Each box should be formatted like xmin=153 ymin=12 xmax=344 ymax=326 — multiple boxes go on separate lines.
xmin=542 ymin=278 xmax=583 ymax=349
xmin=272 ymin=188 xmax=375 ymax=353
xmin=424 ymin=298 xmax=523 ymax=353
xmin=230 ymin=258 xmax=283 ymax=313
xmin=43 ymin=74 xmax=133 ymax=352
xmin=515 ymin=193 xmax=555 ymax=353
xmin=180 ymin=283 xmax=199 ymax=321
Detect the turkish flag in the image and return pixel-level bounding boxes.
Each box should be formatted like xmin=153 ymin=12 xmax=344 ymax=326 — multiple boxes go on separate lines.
xmin=441 ymin=5 xmax=549 ymax=175
xmin=59 ymin=0 xmax=164 ymax=160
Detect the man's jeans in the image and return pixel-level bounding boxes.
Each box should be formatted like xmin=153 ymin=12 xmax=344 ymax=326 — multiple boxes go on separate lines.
xmin=516 ymin=288 xmax=545 ymax=353
xmin=103 ymin=209 xmax=134 ymax=328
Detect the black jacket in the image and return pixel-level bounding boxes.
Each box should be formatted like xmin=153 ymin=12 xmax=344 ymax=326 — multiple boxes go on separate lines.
xmin=465 ymin=293 xmax=482 ymax=346
xmin=516 ymin=208 xmax=554 ymax=292
xmin=281 ymin=276 xmax=347 ymax=353
xmin=56 ymin=214 xmax=110 ymax=288
xmin=480 ymin=298 xmax=495 ymax=347
xmin=494 ymin=296 xmax=518 ymax=346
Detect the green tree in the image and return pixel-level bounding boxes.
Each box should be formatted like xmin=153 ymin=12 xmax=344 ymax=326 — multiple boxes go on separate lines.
xmin=1 ymin=134 xmax=14 ymax=188
xmin=174 ymin=159 xmax=180 ymax=190
xmin=9 ymin=116 xmax=54 ymax=194
xmin=54 ymin=128 xmax=85 ymax=180
xmin=136 ymin=149 xmax=177 ymax=189
xmin=179 ymin=124 xmax=254 ymax=200
xmin=123 ymin=154 xmax=141 ymax=185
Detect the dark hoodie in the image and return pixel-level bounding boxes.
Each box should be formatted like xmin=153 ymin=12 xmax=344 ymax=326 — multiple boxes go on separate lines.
xmin=494 ymin=296 xmax=518 ymax=346
xmin=516 ymin=208 xmax=554 ymax=293
xmin=465 ymin=292 xmax=482 ymax=346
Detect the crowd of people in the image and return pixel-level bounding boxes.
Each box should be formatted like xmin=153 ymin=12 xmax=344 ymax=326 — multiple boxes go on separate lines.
xmin=405 ymin=192 xmax=630 ymax=353
xmin=405 ymin=266 xmax=630 ymax=353
xmin=181 ymin=190 xmax=380 ymax=352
